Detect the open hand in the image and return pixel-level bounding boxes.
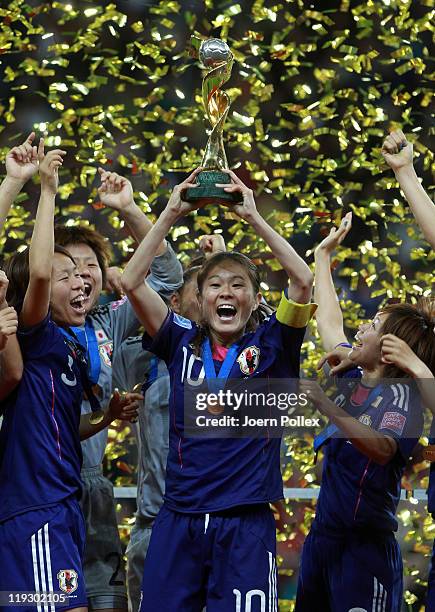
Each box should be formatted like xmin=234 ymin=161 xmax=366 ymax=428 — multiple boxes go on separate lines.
xmin=381 ymin=333 xmax=431 ymax=378
xmin=317 ymin=345 xmax=355 ymax=376
xmin=165 ymin=168 xmax=203 ymax=218
xmin=216 ymin=170 xmax=258 ymax=222
xmin=5 ymin=132 xmax=38 ymax=183
xmin=98 ymin=168 xmax=134 ymax=211
xmin=38 ymin=136 xmax=66 ymax=195
xmin=315 ymin=212 xmax=352 ymax=258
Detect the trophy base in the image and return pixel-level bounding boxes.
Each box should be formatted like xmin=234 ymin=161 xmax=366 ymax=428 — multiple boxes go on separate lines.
xmin=184 ymin=170 xmax=243 ymax=206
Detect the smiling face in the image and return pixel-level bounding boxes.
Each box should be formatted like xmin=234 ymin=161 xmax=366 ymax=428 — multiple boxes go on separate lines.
xmin=198 ymin=260 xmax=262 ymax=346
xmin=50 ymin=253 xmax=86 ymax=327
xmin=348 ymin=311 xmax=388 ymax=371
xmin=63 ymin=242 xmax=103 ymax=313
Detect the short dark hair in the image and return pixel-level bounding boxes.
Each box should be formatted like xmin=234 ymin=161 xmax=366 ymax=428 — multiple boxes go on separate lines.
xmin=380 ymin=298 xmax=435 ymax=377
xmin=54 ymin=225 xmax=111 ymax=286
xmin=3 ymin=245 xmax=75 ymax=315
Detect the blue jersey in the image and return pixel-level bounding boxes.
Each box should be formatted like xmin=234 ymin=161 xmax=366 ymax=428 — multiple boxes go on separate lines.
xmin=315 ymin=372 xmax=422 ymax=532
xmin=0 ymin=316 xmax=84 ymax=522
xmin=142 ymin=294 xmax=312 ymax=513
xmin=427 ymin=419 xmax=435 ymax=516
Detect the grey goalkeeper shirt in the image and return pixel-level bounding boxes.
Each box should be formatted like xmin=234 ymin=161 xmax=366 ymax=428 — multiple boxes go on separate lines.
xmin=80 ymin=244 xmax=181 ymax=469
xmin=112 ymin=336 xmax=169 ymax=522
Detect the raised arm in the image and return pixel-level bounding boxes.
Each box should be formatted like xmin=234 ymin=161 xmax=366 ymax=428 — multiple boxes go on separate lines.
xmin=382 ymin=129 xmax=435 ymax=249
xmin=0 ymin=271 xmax=22 ymax=401
xmin=97 ymin=168 xmax=166 ymax=254
xmin=20 ymin=140 xmax=66 ymax=327
xmin=121 ymin=168 xmax=201 ymax=337
xmin=313 ymin=213 xmax=352 ymax=352
xmin=381 ymin=333 xmax=434 ymax=416
xmin=217 ymin=170 xmax=313 ymax=304
xmin=0 ymin=132 xmax=38 ymax=235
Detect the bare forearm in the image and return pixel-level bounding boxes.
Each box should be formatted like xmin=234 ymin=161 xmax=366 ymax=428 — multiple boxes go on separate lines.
xmin=0 ymin=177 xmax=25 ymax=235
xmin=120 ymin=202 xmax=167 ymax=255
xmin=248 ymin=212 xmax=313 ymax=302
xmin=0 ymin=336 xmax=23 ymax=401
xmin=29 ymin=189 xmax=55 ymax=280
xmin=79 ymin=408 xmax=112 ymax=440
xmin=395 ymin=166 xmax=435 ymax=249
xmin=323 ymin=399 xmax=396 ymax=464
xmin=314 ymin=252 xmax=347 ymax=351
xmin=410 ymin=363 xmax=434 ymax=416
xmin=122 ymin=208 xmax=176 ymax=293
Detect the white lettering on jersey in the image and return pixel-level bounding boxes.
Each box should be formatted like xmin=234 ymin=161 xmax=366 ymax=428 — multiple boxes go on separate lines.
xmin=334 ymin=393 xmax=346 ymax=408
xmin=61 ymin=355 xmax=77 ymax=387
xmin=181 ymin=346 xmax=204 ymax=386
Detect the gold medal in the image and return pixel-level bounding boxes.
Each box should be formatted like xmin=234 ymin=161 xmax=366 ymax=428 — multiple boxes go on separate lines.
xmin=423 ymin=445 xmax=435 ymax=462
xmin=89 ymin=410 xmax=105 ymax=426
xmin=207 ymin=401 xmax=224 ymax=416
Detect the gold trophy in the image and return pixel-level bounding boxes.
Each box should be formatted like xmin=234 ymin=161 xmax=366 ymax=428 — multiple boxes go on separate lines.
xmin=185 ymin=37 xmax=242 ymax=205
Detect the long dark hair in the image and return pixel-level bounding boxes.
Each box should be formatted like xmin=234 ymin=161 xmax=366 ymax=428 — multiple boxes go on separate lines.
xmin=3 ymin=245 xmax=76 ymax=315
xmin=380 ymin=298 xmax=435 ymax=377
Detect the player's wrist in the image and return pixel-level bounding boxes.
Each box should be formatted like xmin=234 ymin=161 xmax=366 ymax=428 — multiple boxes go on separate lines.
xmin=3 ymin=175 xmax=26 ymax=189
xmin=393 ymin=164 xmax=417 ymax=181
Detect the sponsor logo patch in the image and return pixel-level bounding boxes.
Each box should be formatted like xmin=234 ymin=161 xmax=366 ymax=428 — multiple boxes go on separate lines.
xmin=57 ymin=569 xmax=78 ymax=594
xmin=237 ymin=346 xmax=260 ymax=375
xmin=379 ymin=411 xmax=406 ymax=436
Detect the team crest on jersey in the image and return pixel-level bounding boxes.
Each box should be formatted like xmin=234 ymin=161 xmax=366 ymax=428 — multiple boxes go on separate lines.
xmin=95 ymin=329 xmax=108 ymax=343
xmin=237 ymin=346 xmax=260 ymax=375
xmin=99 ymin=341 xmax=113 ymax=366
xmin=358 ymin=413 xmax=372 ymax=427
xmin=57 ymin=569 xmax=78 ymax=594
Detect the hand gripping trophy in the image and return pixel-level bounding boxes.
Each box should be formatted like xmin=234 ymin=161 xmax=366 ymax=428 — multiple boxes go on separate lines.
xmin=185 ymin=37 xmax=243 ymax=205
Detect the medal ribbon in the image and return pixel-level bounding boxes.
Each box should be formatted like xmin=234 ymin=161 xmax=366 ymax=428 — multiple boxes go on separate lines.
xmin=313 ymin=384 xmax=383 ymax=453
xmin=201 ymin=338 xmax=239 ymax=394
xmin=59 ymin=326 xmax=101 ymax=413
xmin=71 ymin=319 xmax=101 ymax=385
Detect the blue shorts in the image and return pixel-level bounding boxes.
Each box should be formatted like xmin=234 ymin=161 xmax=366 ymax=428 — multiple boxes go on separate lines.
xmin=295 ymin=523 xmax=403 ymax=612
xmin=0 ymin=498 xmax=87 ymax=612
xmin=139 ymin=503 xmax=277 ymax=612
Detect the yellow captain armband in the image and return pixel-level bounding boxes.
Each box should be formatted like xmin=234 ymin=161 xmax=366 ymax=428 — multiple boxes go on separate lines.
xmin=276 ymin=292 xmax=318 ymax=328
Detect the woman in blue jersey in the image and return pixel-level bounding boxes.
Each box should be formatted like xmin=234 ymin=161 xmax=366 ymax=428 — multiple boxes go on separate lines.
xmin=121 ymin=168 xmax=317 ymax=612
xmin=295 ymin=215 xmax=435 ymax=612
xmin=0 ymin=138 xmax=141 ymax=612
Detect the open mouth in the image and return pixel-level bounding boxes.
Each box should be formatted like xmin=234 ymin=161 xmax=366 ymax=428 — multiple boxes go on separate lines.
xmin=83 ymin=282 xmax=92 ymax=298
xmin=70 ymin=294 xmax=85 ymax=314
xmin=216 ymin=304 xmax=237 ymax=321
